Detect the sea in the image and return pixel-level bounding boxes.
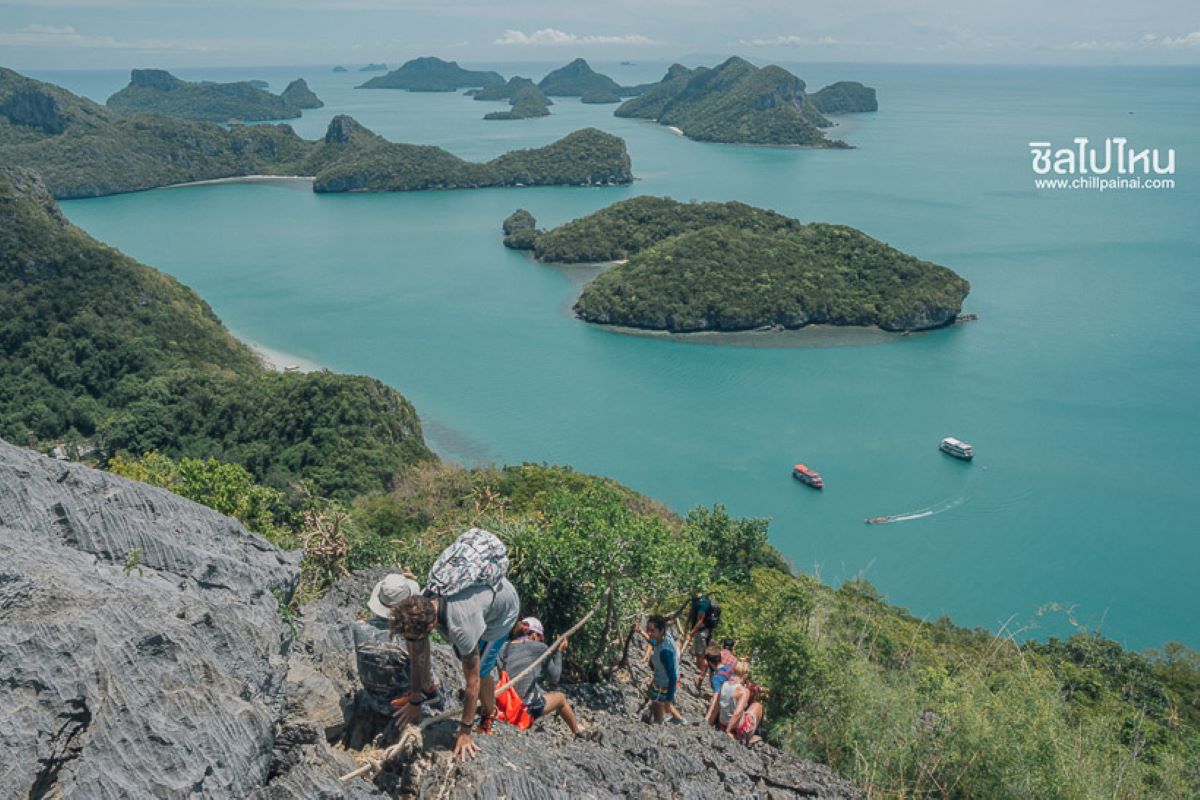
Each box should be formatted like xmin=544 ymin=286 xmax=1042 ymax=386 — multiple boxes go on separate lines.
xmin=32 ymin=61 xmax=1200 ymax=650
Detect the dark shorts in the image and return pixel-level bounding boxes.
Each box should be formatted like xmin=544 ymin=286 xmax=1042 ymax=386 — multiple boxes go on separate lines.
xmin=478 ymin=637 xmax=507 ymax=678
xmin=650 ymin=683 xmax=677 ymax=704
xmin=692 ymin=628 xmax=712 ymax=655
xmin=525 ymin=691 xmax=547 ymax=719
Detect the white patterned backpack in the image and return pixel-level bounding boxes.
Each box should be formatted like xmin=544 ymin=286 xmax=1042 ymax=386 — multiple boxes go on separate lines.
xmin=425 ymin=528 xmax=509 ymax=598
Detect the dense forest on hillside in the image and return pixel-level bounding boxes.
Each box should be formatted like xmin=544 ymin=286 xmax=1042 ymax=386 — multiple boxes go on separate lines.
xmin=0 ymin=167 xmax=430 ymax=498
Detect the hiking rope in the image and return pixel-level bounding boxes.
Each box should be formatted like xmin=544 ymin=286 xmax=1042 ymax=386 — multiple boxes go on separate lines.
xmin=339 ymin=598 xmax=602 ymax=783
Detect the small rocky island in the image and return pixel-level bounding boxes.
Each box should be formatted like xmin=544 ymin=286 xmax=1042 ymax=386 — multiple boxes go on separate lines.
xmin=537 ymin=58 xmax=627 ymax=97
xmin=106 ymin=69 xmax=318 ymax=122
xmin=357 ymin=56 xmax=503 ymax=91
xmin=615 ymin=57 xmax=876 ymax=147
xmin=280 ymin=78 xmax=324 ymax=109
xmin=504 ymin=197 xmax=969 ymax=333
xmin=482 ymin=85 xmax=552 ymax=120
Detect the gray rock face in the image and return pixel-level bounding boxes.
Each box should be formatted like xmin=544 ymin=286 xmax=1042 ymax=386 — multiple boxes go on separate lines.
xmin=0 ymin=439 xmax=298 ymax=798
xmin=0 ymin=85 xmax=68 ymax=134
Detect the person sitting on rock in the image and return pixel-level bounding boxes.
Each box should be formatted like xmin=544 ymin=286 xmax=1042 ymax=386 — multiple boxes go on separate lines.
xmin=705 ymin=658 xmax=762 ymax=745
xmin=390 ymin=529 xmax=520 ymax=762
xmin=634 ymin=614 xmax=685 ymax=725
xmin=495 ymin=617 xmax=583 ymax=735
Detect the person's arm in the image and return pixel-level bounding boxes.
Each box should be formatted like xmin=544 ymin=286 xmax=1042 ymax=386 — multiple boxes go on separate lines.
xmin=393 ymin=636 xmax=432 ymax=727
xmin=546 ymin=645 xmax=563 ymax=686
xmin=455 ymin=650 xmax=482 ymax=761
xmin=726 ymin=685 xmax=749 ymax=737
xmin=705 ymin=690 xmax=720 ymax=726
xmin=660 ymin=646 xmax=678 ymax=694
xmin=688 ymin=611 xmax=707 ymax=640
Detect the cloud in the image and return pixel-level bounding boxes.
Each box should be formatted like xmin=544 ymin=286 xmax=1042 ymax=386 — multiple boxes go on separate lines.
xmin=0 ymin=22 xmax=260 ymax=52
xmin=495 ymin=28 xmax=654 ymax=46
xmin=742 ymin=34 xmax=838 ymax=47
xmin=1162 ymin=31 xmax=1200 ymax=48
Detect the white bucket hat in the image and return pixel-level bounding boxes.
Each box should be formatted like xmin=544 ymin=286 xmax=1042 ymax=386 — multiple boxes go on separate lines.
xmin=368 ymin=574 xmax=421 ymax=620
xmin=522 ymin=617 xmax=545 ymax=638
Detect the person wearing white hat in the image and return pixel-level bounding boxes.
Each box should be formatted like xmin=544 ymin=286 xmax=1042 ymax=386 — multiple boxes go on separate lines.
xmin=367 ymin=573 xmax=420 ymax=620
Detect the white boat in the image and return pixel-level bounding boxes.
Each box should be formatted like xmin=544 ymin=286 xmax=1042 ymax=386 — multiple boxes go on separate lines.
xmin=939 ymin=437 xmax=974 ymax=460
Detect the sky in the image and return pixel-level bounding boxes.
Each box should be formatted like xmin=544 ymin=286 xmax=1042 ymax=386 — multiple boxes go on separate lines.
xmin=1 ymin=0 xmax=1198 ymax=70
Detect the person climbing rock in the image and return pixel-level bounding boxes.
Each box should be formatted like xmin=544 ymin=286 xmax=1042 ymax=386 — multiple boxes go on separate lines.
xmin=684 ymin=590 xmax=720 ymax=691
xmin=634 ymin=614 xmax=685 ymax=725
xmin=495 ymin=617 xmax=583 ymax=735
xmin=701 ymin=640 xmax=736 ymax=694
xmin=390 ymin=528 xmax=520 ymax=762
xmin=705 ymin=659 xmax=763 ymax=745
xmin=351 ymin=572 xmax=443 ymax=746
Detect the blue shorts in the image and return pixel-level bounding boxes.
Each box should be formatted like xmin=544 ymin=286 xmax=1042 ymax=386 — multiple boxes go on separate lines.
xmin=650 ymin=683 xmax=677 ymax=704
xmin=478 ymin=637 xmax=507 ymax=678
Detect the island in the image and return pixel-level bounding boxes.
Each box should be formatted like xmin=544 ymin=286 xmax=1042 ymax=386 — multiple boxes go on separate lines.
xmin=357 ymin=56 xmax=503 ymax=91
xmin=332 ymin=65 xmax=348 ymax=73
xmin=358 ymin=63 xmax=388 ymax=72
xmin=482 ymin=85 xmax=552 ymax=120
xmin=0 ymin=69 xmax=632 ymax=198
xmin=105 ymin=69 xmax=306 ymax=122
xmin=614 ymin=57 xmax=876 ymax=146
xmin=280 ymin=78 xmax=324 ymax=109
xmin=581 ymin=88 xmax=622 ymax=104
xmin=505 ymin=197 xmax=970 ymax=333
xmin=538 ymin=58 xmax=625 ymax=97
xmin=470 ymin=75 xmax=538 ymax=101
xmin=809 ymin=81 xmax=878 ymax=113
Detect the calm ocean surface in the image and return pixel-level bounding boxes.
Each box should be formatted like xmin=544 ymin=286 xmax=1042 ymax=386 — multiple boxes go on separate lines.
xmin=42 ymin=62 xmax=1199 ymax=649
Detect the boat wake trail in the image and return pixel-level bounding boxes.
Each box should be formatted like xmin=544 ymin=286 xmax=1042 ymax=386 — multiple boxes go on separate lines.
xmin=869 ymin=495 xmax=966 ymax=525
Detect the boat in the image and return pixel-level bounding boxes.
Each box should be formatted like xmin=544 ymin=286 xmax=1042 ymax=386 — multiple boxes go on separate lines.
xmin=792 ymin=464 xmax=824 ymax=489
xmin=939 ymin=436 xmax=975 ymax=460
xmin=865 ymin=517 xmax=889 ymax=524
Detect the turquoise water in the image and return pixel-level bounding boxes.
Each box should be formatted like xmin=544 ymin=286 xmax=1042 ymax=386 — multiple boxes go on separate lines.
xmin=50 ymin=63 xmax=1199 ymax=649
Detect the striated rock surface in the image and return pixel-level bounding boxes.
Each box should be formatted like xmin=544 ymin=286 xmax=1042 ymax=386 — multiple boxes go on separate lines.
xmin=0 ymin=438 xmax=299 ymax=798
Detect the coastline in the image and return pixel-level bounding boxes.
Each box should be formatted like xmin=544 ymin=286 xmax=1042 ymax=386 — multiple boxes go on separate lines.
xmin=162 ymin=175 xmax=315 ymax=190
xmin=234 ymin=333 xmax=324 ymax=373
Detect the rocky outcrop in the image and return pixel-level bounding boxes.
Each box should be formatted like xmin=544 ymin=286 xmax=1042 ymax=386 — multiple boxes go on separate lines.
xmin=0 ymin=84 xmax=69 ymax=134
xmin=280 ymin=79 xmax=324 ymax=110
xmin=0 ymin=438 xmax=299 ymax=798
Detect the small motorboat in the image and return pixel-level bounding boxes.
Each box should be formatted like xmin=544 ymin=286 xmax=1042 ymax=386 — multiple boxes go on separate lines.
xmin=792 ymin=464 xmax=824 ymax=489
xmin=865 ymin=517 xmax=889 ymax=525
xmin=939 ymin=437 xmax=975 ymax=461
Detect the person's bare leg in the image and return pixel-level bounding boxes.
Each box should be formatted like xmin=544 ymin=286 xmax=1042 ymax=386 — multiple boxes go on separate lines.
xmin=668 ymin=703 xmax=683 ymax=721
xmin=651 ymin=700 xmax=666 ymax=723
xmin=542 ymin=692 xmax=582 ymax=734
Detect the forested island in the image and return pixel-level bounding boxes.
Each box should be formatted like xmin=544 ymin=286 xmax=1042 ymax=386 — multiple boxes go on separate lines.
xmin=357 ymin=56 xmax=503 ymax=91
xmin=615 ymin=57 xmax=876 ymax=146
xmin=280 ymin=78 xmax=324 ymax=109
xmin=537 ymin=58 xmax=626 ymax=97
xmin=0 ymin=69 xmax=631 ymax=197
xmin=504 ymin=197 xmax=969 ymax=332
xmin=358 ymin=63 xmax=387 ymax=72
xmin=105 ymin=69 xmax=314 ymax=122
xmin=482 ymin=85 xmax=553 ymax=120
xmin=3 ymin=161 xmax=1197 ymax=800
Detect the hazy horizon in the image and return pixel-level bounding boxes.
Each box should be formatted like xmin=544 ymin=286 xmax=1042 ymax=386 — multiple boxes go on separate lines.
xmin=2 ymin=0 xmax=1198 ymax=70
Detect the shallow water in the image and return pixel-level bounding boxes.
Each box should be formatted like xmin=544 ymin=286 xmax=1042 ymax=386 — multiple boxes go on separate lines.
xmin=50 ymin=61 xmax=1200 ymax=649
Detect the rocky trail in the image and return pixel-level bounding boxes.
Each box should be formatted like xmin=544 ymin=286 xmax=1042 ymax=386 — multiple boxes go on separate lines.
xmin=0 ymin=440 xmax=859 ymax=798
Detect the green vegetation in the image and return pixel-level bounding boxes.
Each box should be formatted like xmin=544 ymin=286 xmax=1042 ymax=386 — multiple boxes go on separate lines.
xmin=810 ymin=81 xmax=878 ymax=114
xmin=482 ymin=85 xmax=552 ymax=120
xmin=0 ymin=69 xmax=631 ymax=198
xmin=280 ymin=78 xmax=324 ymax=109
xmin=106 ymin=69 xmax=303 ymax=122
xmin=581 ymin=88 xmax=621 ymax=104
xmin=471 ymin=76 xmax=538 ymax=102
xmin=538 ymin=58 xmax=624 ymax=97
xmin=309 ymin=120 xmax=630 ymax=191
xmin=0 ymin=166 xmax=432 ymax=499
xmin=502 ymin=208 xmax=538 ymax=249
xmin=357 ymin=56 xmax=503 ymax=91
xmin=507 ymin=197 xmax=968 ymax=332
xmin=615 ymin=57 xmax=875 ymax=146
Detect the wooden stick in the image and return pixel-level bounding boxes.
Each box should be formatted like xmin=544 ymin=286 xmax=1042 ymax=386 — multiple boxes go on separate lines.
xmin=340 ymin=601 xmax=601 ymax=783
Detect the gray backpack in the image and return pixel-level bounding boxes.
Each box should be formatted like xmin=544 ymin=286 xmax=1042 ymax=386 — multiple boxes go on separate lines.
xmin=426 ymin=528 xmax=509 ymax=598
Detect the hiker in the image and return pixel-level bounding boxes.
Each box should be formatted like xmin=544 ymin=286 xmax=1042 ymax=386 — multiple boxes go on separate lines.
xmin=391 ymin=528 xmax=520 ymax=762
xmin=495 ymin=617 xmax=582 ymax=734
xmin=634 ymin=614 xmax=685 ymax=724
xmin=684 ymin=590 xmax=720 ymax=690
xmin=350 ymin=572 xmax=444 ymax=743
xmin=701 ymin=639 xmax=736 ymax=694
xmin=705 ymin=659 xmax=763 ymax=745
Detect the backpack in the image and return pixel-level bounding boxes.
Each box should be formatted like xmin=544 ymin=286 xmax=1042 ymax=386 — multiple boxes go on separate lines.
xmin=705 ymin=598 xmax=721 ymax=630
xmin=426 ymin=528 xmax=509 ymax=598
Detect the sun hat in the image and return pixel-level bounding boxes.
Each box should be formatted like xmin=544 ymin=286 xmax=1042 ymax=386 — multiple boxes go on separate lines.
xmin=521 ymin=616 xmax=545 ymax=638
xmin=368 ymin=574 xmax=421 ymax=620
